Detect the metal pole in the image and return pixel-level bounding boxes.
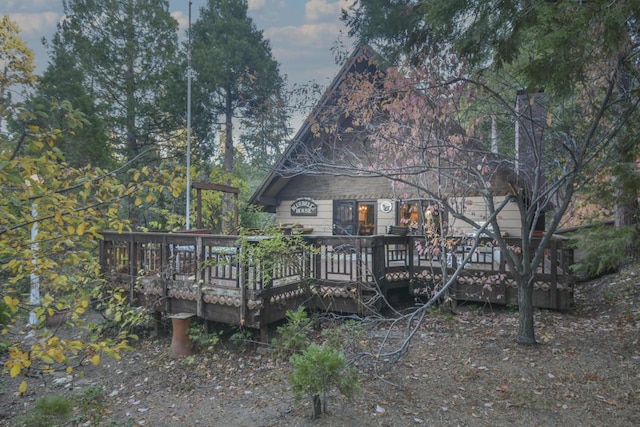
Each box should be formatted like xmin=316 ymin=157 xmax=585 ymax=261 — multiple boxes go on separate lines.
xmin=186 ymin=1 xmax=193 ymax=230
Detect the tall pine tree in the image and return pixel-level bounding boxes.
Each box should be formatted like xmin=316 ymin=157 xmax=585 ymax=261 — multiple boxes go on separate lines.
xmin=190 ymin=0 xmax=287 ymax=174
xmin=51 ymin=0 xmax=180 ymax=163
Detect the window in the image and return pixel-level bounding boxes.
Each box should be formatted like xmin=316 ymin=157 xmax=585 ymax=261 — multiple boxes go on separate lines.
xmin=398 ymin=199 xmax=445 ymax=236
xmin=357 ymin=202 xmax=375 ymax=235
xmin=333 ymin=200 xmax=376 ymax=236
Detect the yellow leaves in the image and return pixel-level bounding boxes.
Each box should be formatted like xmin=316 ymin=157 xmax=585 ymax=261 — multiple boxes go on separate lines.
xmin=18 ymin=381 xmax=28 ymax=394
xmin=40 ymin=354 xmax=55 ymax=365
xmin=3 ymin=295 xmax=19 ymax=313
xmin=68 ymin=340 xmax=83 ymax=352
xmin=10 ymin=363 xmax=21 ymax=378
xmin=90 ymin=354 xmax=100 ymax=366
xmin=7 ymin=348 xmax=31 ymax=378
xmin=76 ymin=222 xmax=86 ymax=236
xmin=134 ymin=197 xmax=143 ymax=207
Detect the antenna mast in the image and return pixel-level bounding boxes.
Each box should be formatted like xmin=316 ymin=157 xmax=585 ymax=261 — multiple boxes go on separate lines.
xmin=185 ymin=1 xmax=193 ymax=229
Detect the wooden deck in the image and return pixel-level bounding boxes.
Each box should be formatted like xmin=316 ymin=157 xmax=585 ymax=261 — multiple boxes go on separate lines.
xmin=100 ymin=231 xmax=575 ymax=337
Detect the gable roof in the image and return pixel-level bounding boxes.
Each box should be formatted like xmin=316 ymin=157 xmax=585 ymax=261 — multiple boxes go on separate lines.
xmin=248 ymin=45 xmax=379 ymax=212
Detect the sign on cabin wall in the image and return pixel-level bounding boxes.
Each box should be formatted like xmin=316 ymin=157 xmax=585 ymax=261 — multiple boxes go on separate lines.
xmin=290 ymin=198 xmax=318 ymax=216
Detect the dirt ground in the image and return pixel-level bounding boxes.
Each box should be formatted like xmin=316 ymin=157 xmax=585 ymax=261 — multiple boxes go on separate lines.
xmin=1 ymin=263 xmax=639 ymax=427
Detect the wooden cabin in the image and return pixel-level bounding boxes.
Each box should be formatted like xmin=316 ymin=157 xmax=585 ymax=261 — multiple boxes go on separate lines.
xmin=98 ymin=49 xmax=573 ymax=351
xmin=248 ymin=46 xmax=535 ymax=239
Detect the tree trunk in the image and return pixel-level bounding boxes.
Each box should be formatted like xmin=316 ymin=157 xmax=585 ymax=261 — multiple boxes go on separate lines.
xmin=613 ymin=60 xmax=639 ymax=253
xmin=613 ymin=138 xmax=639 ymax=258
xmin=516 ymin=276 xmax=536 ymax=345
xmin=311 ymin=394 xmax=322 ymax=419
xmin=223 ymin=88 xmax=234 ymax=174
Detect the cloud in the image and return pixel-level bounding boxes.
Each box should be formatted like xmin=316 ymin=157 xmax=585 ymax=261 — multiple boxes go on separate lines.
xmin=264 ymin=22 xmax=353 ymax=86
xmin=171 ymin=11 xmax=189 ymax=37
xmin=8 ymin=12 xmax=60 ymax=39
xmin=5 ymin=0 xmax=56 ymax=13
xmin=247 ymin=0 xmax=267 ymax=10
xmin=266 ymin=22 xmax=341 ymax=50
xmin=305 ymin=0 xmax=354 ymax=21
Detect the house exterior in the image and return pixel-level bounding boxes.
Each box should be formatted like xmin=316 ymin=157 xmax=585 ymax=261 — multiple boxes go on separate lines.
xmin=249 ymin=46 xmax=531 ymax=239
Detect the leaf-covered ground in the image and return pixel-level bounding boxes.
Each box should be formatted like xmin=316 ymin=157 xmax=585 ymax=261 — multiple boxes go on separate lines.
xmin=1 ymin=263 xmax=639 ymax=426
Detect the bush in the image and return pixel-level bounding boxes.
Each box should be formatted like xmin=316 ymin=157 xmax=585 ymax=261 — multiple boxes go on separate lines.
xmin=568 ymin=225 xmax=637 ymax=278
xmin=289 ymin=343 xmax=361 ymax=418
xmin=271 ymin=306 xmax=312 ymax=361
xmin=15 ymin=395 xmax=73 ymax=427
xmin=229 ymin=326 xmax=255 ymax=352
xmin=188 ymin=320 xmax=221 ymax=351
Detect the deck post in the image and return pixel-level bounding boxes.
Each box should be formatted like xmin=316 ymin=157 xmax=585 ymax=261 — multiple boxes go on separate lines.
xmin=550 ymin=239 xmax=558 ymax=309
xmin=152 ymin=310 xmax=163 ymax=337
xmin=196 ymin=237 xmax=203 ymax=318
xmin=161 ymin=235 xmax=169 ymax=312
xmin=238 ymin=244 xmax=247 ymax=327
xmin=129 ymin=234 xmax=137 ymax=301
xmin=259 ymin=285 xmax=271 ymax=343
xmin=372 ymin=238 xmax=385 ymax=284
xmin=408 ymin=236 xmax=415 ymax=289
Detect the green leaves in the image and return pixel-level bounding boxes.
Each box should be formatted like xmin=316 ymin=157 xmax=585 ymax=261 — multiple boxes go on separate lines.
xmin=271 ymin=306 xmax=313 ymax=361
xmin=289 ymin=343 xmax=361 ymax=412
xmin=190 ymin=0 xmax=287 ymax=167
xmin=0 ymin=126 xmax=183 ymax=392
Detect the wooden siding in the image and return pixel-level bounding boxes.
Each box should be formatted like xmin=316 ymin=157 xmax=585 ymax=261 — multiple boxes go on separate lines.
xmin=450 ymin=196 xmax=523 ymax=237
xmin=276 ymin=199 xmax=334 ymax=235
xmin=277 ymin=175 xmax=393 ymax=200
xmin=276 ymin=198 xmax=398 ymax=236
xmin=274 ymin=195 xmax=524 ymax=238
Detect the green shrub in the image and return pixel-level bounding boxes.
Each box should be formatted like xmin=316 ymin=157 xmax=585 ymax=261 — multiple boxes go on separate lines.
xmin=568 ymin=225 xmax=637 ymax=278
xmin=289 ymin=343 xmax=361 ymax=418
xmin=271 ymin=306 xmax=313 ymax=361
xmin=229 ymin=326 xmax=254 ymax=352
xmin=188 ymin=320 xmax=221 ymax=351
xmin=15 ymin=394 xmax=73 ymax=427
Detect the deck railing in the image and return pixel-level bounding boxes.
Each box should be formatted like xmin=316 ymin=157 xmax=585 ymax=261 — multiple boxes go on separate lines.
xmin=100 ymin=231 xmax=575 ymax=332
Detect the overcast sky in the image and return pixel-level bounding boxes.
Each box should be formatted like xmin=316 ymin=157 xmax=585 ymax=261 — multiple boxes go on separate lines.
xmin=5 ymin=0 xmax=356 ymax=126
